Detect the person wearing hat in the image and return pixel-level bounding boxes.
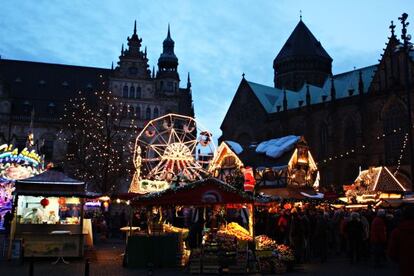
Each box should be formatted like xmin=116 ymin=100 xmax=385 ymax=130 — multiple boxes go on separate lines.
xmin=370 ymin=209 xmax=387 ymax=267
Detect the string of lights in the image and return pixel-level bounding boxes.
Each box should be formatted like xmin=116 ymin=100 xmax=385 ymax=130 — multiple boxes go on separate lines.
xmin=59 ymin=88 xmax=140 ymax=194
xmin=318 ymin=127 xmax=408 ymax=166
xmin=394 ymin=132 xmax=409 ymax=175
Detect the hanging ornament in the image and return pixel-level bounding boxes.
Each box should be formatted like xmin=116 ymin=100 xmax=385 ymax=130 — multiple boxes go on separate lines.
xmin=58 ymin=197 xmax=66 ymax=206
xmin=40 ymin=198 xmax=49 ymax=208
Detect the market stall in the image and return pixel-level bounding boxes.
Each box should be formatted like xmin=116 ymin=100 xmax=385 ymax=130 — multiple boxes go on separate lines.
xmin=128 ymin=177 xmax=256 ymax=273
xmin=10 ymin=168 xmax=98 ymax=258
xmin=342 ymin=166 xmax=411 ymax=206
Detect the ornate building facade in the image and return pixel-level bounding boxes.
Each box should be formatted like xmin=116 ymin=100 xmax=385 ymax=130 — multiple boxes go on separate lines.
xmin=0 ymin=21 xmax=194 ymax=164
xmin=220 ymin=18 xmax=414 ymax=188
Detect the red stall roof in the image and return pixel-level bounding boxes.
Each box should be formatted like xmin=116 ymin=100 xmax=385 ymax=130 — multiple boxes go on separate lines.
xmin=132 ymin=178 xmax=254 ymax=206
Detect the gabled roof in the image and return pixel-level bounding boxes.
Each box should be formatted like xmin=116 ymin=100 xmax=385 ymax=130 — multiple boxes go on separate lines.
xmin=132 ymin=177 xmax=254 ymax=206
xmin=355 ymin=166 xmax=411 ymax=193
xmin=274 ymin=20 xmax=332 ymax=63
xmin=16 ymin=169 xmax=84 ymax=185
xmin=247 ymin=81 xmax=281 ymax=113
xmin=244 ymin=64 xmax=377 ymax=113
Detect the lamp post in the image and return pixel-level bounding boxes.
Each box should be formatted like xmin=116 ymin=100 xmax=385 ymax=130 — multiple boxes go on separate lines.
xmin=398 ymin=13 xmax=414 ymax=190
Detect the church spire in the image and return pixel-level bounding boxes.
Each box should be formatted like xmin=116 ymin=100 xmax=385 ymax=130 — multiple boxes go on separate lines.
xmin=330 ymin=76 xmax=336 ymax=101
xmin=283 ymin=89 xmax=288 ymax=111
xmin=358 ymin=70 xmax=364 ymax=96
xmin=389 ymin=20 xmax=396 ymax=38
xmin=306 ymin=82 xmax=311 ymax=106
xmin=152 ymin=66 xmax=155 ymax=78
xmin=134 ymin=20 xmax=137 ymax=35
xmin=121 ymin=44 xmax=124 ymax=55
xmin=187 ymin=72 xmax=191 ymax=89
xmin=158 ymin=24 xmax=178 ymax=76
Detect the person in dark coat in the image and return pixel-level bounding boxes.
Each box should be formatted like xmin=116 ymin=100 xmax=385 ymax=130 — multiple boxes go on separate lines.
xmin=370 ymin=209 xmax=387 ymax=266
xmin=388 ymin=205 xmax=414 ymax=276
xmin=313 ymin=211 xmax=329 ymax=263
xmin=3 ymin=211 xmax=13 ymax=237
xmin=346 ymin=212 xmax=363 ymax=263
xmin=289 ymin=209 xmax=305 ymax=263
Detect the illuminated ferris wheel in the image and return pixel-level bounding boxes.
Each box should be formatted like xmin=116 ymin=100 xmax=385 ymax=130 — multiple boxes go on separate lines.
xmin=133 ymin=113 xmax=215 ymax=183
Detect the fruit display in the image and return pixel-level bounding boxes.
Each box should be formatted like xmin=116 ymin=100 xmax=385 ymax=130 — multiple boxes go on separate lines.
xmin=218 ymin=222 xmax=253 ymax=241
xmin=255 ymin=235 xmax=277 ymax=250
xmin=163 ymin=223 xmax=189 ymax=238
xmin=276 ymin=244 xmax=295 ymax=262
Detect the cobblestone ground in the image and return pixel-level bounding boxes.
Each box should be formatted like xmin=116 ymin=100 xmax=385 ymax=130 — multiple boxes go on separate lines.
xmin=0 ymin=235 xmax=399 ymax=276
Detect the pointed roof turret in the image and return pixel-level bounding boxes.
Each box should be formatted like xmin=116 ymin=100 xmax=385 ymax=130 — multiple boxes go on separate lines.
xmin=330 ymin=76 xmax=336 ymax=101
xmin=158 ymin=24 xmax=178 ymax=73
xmin=358 ymin=70 xmax=364 ymax=96
xmin=283 ymin=89 xmax=288 ymax=110
xmin=274 ymin=20 xmax=332 ymax=63
xmin=306 ymin=83 xmax=311 ymax=106
xmin=187 ymin=72 xmax=191 ymax=89
xmin=152 ymin=66 xmax=155 ymax=78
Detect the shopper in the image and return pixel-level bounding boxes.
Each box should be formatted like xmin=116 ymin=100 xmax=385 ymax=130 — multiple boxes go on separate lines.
xmin=346 ymin=212 xmax=363 ymax=263
xmin=388 ymin=205 xmax=414 ymax=276
xmin=370 ymin=209 xmax=387 ymax=267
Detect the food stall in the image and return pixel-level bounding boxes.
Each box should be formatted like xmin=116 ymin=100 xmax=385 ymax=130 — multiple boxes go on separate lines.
xmin=9 ymin=168 xmax=97 ymax=258
xmin=128 ymin=177 xmax=256 ymax=273
xmin=342 ymin=166 xmax=411 ymax=207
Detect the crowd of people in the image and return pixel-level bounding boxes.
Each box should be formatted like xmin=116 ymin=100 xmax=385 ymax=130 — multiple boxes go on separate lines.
xmin=255 ymin=204 xmax=414 ymax=274
xmin=84 ymin=203 xmax=414 ymax=274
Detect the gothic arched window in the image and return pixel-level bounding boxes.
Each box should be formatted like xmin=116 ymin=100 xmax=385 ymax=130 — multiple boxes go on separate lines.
xmin=122 ymin=105 xmax=128 ymax=118
xmin=129 ymin=106 xmax=134 ymax=117
xmin=123 ymin=85 xmax=128 ymax=98
xmin=146 ymin=107 xmax=151 ymax=120
xmin=344 ymin=118 xmax=357 ymax=149
xmin=129 ymin=86 xmax=135 ymax=98
xmin=136 ymin=87 xmax=142 ymax=99
xmin=136 ymin=106 xmax=141 ymax=119
xmin=153 ymin=107 xmax=159 ymax=118
xmin=383 ymin=102 xmax=406 ymax=165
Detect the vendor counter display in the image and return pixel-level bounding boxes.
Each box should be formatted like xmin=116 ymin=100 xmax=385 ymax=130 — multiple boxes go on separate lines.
xmin=14 ymin=196 xmax=85 ymax=257
xmin=125 ymin=223 xmax=190 ymax=268
xmin=189 ymin=222 xmax=253 ymax=274
xmin=255 ymin=235 xmax=295 ymax=274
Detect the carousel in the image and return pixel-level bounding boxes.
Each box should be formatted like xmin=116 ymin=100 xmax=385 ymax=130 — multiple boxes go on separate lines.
xmin=0 ymin=142 xmax=44 ymax=229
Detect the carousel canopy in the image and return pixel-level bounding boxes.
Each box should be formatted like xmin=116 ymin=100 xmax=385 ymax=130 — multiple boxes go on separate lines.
xmin=132 ymin=177 xmax=254 ymax=206
xmin=14 ymin=169 xmax=99 ymax=197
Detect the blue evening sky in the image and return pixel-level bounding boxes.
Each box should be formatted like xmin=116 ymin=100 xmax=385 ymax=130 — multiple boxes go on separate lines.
xmin=1 ymin=0 xmax=413 ymax=142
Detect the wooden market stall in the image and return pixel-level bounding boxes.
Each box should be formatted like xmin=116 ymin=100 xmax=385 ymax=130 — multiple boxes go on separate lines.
xmin=127 ymin=177 xmax=255 ymax=273
xmin=9 ymin=169 xmax=98 ymax=258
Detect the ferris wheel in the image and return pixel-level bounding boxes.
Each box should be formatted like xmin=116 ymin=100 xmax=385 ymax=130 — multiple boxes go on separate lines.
xmin=132 ymin=113 xmax=216 ymax=183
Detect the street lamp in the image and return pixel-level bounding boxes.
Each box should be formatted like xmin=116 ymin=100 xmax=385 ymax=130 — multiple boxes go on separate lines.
xmin=398 ymin=13 xmax=414 ymax=190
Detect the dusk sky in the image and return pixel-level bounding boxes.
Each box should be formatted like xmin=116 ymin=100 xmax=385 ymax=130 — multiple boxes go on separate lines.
xmin=1 ymin=0 xmax=413 ymax=143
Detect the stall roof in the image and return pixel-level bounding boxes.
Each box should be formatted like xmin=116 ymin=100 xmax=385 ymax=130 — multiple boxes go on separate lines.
xmin=15 ymin=169 xmax=84 ymax=185
xmin=132 ymin=177 xmax=254 ymax=206
xmin=14 ymin=169 xmax=99 ymax=197
xmin=257 ymin=186 xmax=321 ymax=200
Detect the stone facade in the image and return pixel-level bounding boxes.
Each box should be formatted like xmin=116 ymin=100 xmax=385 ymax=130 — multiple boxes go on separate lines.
xmin=0 ymin=21 xmax=194 ymax=165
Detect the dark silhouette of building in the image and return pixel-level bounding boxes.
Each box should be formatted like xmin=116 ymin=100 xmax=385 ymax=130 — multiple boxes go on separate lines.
xmin=220 ymin=18 xmax=414 ymax=188
xmin=0 ymin=21 xmax=194 ymax=163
